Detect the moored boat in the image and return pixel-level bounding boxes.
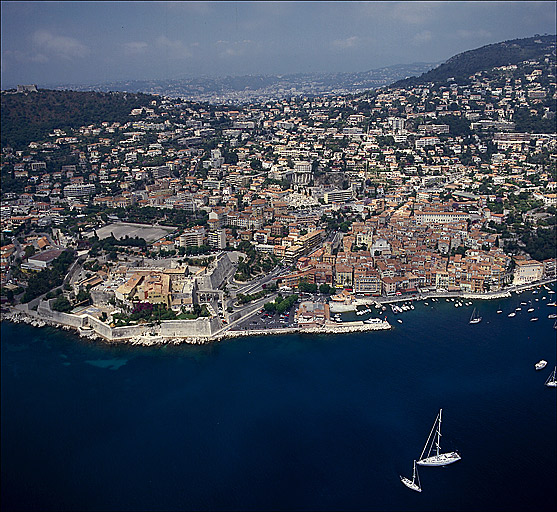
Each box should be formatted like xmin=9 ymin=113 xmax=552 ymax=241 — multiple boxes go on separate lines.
xmin=416 ymin=409 xmax=461 ymax=467
xmin=469 ymin=308 xmax=482 ymax=324
xmin=400 ymin=460 xmax=422 ymax=492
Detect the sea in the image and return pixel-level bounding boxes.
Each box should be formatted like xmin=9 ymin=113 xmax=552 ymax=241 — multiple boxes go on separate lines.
xmin=2 ymin=284 xmax=556 ymax=512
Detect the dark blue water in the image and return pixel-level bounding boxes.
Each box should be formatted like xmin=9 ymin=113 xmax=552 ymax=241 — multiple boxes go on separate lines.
xmin=2 ymin=286 xmax=556 ymax=511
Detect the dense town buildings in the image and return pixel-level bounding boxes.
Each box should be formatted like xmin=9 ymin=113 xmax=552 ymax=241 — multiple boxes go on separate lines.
xmin=1 ymin=46 xmax=556 ymax=330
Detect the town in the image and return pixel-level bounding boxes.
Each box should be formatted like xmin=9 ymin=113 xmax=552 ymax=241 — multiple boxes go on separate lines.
xmin=1 ymin=38 xmax=556 ymax=343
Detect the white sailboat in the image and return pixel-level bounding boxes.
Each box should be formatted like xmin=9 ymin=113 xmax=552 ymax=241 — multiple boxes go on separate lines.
xmin=469 ymin=307 xmax=482 ymax=324
xmin=400 ymin=460 xmax=422 ymax=492
xmin=416 ymin=409 xmax=461 ymax=466
xmin=545 ymin=367 xmax=557 ymax=388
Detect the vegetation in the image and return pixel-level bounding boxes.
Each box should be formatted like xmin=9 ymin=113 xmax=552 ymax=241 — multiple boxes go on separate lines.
xmin=521 ymin=226 xmax=556 ymax=261
xmin=1 ymin=90 xmax=154 ymax=149
xmin=21 ymin=249 xmax=75 ymax=303
xmin=235 ymin=241 xmax=278 ymax=281
xmin=263 ymin=294 xmax=298 ymax=314
xmin=236 ymin=283 xmax=278 ymax=305
xmin=111 ymin=301 xmax=210 ymax=326
xmin=393 ymin=35 xmax=556 ymax=88
xmin=298 ymin=280 xmax=318 ymax=294
xmin=52 ymin=295 xmax=72 ymax=312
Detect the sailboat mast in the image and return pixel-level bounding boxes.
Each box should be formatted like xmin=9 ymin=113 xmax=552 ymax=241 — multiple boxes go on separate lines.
xmin=413 ymin=460 xmax=420 ymax=488
xmin=419 ymin=410 xmax=439 ymax=461
xmin=435 ymin=409 xmax=443 ymax=456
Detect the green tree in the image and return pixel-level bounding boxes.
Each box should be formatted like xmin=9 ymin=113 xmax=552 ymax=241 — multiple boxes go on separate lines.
xmin=52 ymin=296 xmax=72 ymax=312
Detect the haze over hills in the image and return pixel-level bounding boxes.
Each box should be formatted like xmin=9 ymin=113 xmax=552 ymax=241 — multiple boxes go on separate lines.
xmin=42 ymin=62 xmax=439 ymax=105
xmin=2 ymin=34 xmax=555 ymax=150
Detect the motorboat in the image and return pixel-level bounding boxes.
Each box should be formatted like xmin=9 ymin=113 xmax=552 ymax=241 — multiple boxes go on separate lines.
xmin=535 ymin=360 xmax=548 ymax=370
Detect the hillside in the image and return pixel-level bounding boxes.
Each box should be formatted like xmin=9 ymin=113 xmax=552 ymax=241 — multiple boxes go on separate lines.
xmin=1 ymin=89 xmax=155 ymax=150
xmin=392 ymin=34 xmax=556 ymax=88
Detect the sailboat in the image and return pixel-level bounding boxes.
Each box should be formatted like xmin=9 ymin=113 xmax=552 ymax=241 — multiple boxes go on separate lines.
xmin=416 ymin=409 xmax=461 ymax=466
xmin=545 ymin=367 xmax=557 ymax=388
xmin=469 ymin=307 xmax=482 ymax=324
xmin=400 ymin=460 xmax=422 ymax=492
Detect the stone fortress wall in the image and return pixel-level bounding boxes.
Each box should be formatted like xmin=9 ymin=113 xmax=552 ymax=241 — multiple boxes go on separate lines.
xmin=32 ymin=298 xmax=221 ymax=342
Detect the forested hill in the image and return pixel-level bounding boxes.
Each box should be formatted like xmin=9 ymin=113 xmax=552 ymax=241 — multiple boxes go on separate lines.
xmin=1 ymin=89 xmax=155 ymax=150
xmin=391 ymin=34 xmax=556 ymax=89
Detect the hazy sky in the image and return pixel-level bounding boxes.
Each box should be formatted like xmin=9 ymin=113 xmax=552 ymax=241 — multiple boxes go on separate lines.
xmin=1 ymin=1 xmax=556 ymax=89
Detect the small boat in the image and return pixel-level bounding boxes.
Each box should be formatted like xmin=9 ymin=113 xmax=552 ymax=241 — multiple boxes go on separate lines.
xmin=520 ymin=302 xmax=527 ymax=306
xmin=508 ymin=312 xmax=516 ymax=317
xmin=424 ymin=302 xmax=429 ymax=306
xmin=535 ymin=360 xmax=548 ymax=371
xmin=545 ymin=367 xmax=557 ymax=388
xmin=548 ymin=314 xmax=557 ymax=319
xmin=397 ymin=319 xmax=403 ymax=324
xmin=547 ymin=302 xmax=557 ymax=307
xmin=549 ymin=290 xmax=555 ymax=294
xmin=515 ymin=307 xmax=522 ymax=311
xmin=416 ymin=409 xmax=461 ymax=466
xmin=496 ymin=308 xmax=502 ymax=314
xmin=527 ymin=308 xmax=535 ymax=312
xmin=530 ymin=317 xmax=538 ymax=322
xmin=364 ymin=318 xmax=382 ymax=324
xmin=400 ymin=460 xmax=422 ymax=492
xmin=469 ymin=308 xmax=482 ymax=324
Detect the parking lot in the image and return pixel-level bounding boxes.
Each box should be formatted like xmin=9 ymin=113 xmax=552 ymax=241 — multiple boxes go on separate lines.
xmin=231 ymin=304 xmax=298 ymax=331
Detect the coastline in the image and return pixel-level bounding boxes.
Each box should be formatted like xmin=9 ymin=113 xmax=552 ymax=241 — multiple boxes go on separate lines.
xmin=1 ymin=277 xmax=555 ymax=346
xmin=0 ymin=308 xmax=392 ymax=346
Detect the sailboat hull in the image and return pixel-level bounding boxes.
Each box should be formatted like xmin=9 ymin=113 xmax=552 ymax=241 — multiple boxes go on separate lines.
xmin=417 ymin=452 xmax=461 ymax=466
xmin=400 ymin=476 xmax=422 ymax=492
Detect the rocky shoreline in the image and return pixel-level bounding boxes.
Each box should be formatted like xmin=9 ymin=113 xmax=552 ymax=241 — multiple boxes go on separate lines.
xmin=1 ymin=307 xmax=391 ymax=346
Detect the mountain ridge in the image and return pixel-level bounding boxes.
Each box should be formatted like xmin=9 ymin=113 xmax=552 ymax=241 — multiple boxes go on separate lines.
xmin=391 ymin=34 xmax=556 ymax=88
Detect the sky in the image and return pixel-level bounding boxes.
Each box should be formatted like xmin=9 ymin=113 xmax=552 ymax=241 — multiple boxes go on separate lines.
xmin=1 ymin=1 xmax=556 ymax=89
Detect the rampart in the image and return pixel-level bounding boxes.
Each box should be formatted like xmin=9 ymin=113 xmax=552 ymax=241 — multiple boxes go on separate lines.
xmin=195 ymin=252 xmax=234 ymax=290
xmin=29 ymin=298 xmax=222 ymax=342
